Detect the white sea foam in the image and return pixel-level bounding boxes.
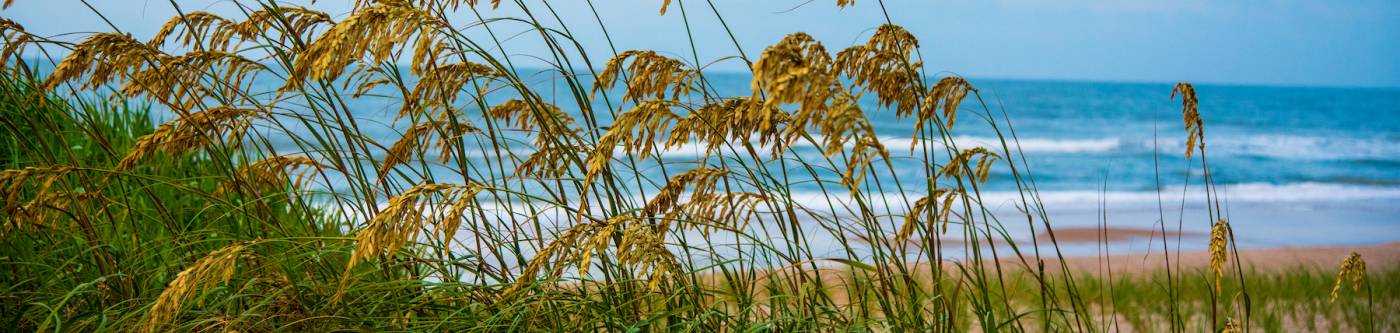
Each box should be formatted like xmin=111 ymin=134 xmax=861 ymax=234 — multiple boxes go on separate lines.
xmin=658 ymin=135 xmax=1127 ymax=157
xmin=934 ymin=182 xmax=1400 ymax=208
xmin=1213 ymin=134 xmax=1400 ymax=161
xmin=1131 ymin=134 xmax=1400 ymax=161
xmin=775 ymin=182 xmax=1400 ymax=213
xmin=948 ymin=136 xmax=1123 ymax=153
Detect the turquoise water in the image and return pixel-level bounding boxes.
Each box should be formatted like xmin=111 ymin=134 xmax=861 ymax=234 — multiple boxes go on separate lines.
xmin=639 ymin=74 xmax=1400 ymax=212
xmin=195 ymin=71 xmax=1400 ymax=250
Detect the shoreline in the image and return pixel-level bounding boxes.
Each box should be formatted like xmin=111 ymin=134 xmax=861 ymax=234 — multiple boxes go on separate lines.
xmin=1017 ymin=239 xmax=1400 ymax=277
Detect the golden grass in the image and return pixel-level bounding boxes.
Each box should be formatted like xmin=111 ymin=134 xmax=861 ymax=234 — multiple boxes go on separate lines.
xmin=1210 ymin=218 xmax=1232 ymax=295
xmin=144 ymin=242 xmax=253 ymax=332
xmin=1331 ymin=252 xmax=1367 ymax=303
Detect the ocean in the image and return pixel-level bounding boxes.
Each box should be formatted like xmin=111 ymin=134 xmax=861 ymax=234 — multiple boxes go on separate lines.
xmin=201 ymin=71 xmax=1400 ymax=254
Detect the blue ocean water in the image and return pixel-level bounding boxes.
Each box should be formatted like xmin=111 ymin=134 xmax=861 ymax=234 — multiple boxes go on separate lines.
xmin=942 ymin=79 xmax=1400 ymax=192
xmin=166 ymin=70 xmax=1400 ymax=249
xmin=663 ymin=74 xmax=1400 ymax=201
xmin=697 ymin=75 xmax=1400 ymax=249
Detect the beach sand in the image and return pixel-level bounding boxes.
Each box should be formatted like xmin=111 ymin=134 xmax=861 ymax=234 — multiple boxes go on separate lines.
xmin=1040 ymin=230 xmax=1399 ymax=276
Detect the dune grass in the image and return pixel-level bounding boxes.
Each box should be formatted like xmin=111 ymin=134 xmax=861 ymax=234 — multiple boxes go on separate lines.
xmin=0 ymin=1 xmax=1389 ymax=331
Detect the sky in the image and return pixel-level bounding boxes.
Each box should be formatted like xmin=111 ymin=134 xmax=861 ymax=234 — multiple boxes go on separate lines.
xmin=5 ymin=0 xmax=1399 ymax=88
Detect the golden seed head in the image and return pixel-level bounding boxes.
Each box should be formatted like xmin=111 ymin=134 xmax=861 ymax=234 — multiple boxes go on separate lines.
xmin=354 ymin=0 xmax=499 ymax=14
xmin=1221 ymin=318 xmax=1240 ymax=333
xmin=401 ymin=62 xmax=500 ymax=118
xmin=121 ymin=51 xmax=266 ymax=110
xmin=149 ymin=12 xmax=235 ymax=49
xmin=488 ymin=99 xmax=576 ymax=137
xmin=939 ymin=147 xmax=1000 ymax=184
xmin=144 ymin=242 xmax=253 ymax=332
xmin=594 ymin=50 xmax=696 ymax=104
xmin=1208 ymin=218 xmax=1231 ymax=295
xmin=659 ymin=0 xmax=673 ymax=15
xmin=515 ymin=141 xmax=580 ymax=179
xmin=1 ymin=166 xmax=78 ymax=227
xmin=643 ymin=167 xmax=728 ymax=218
xmin=1172 ymin=82 xmax=1204 ymax=160
xmin=752 ymin=32 xmax=836 ymax=115
xmin=584 ymin=100 xmax=680 ymax=186
xmin=1 ymin=19 xmax=32 ymax=66
xmin=1330 ymin=252 xmax=1367 ymax=303
xmin=666 ymin=99 xmax=740 ymax=154
xmin=916 ymin=76 xmax=975 ymax=135
xmin=377 ymin=119 xmax=482 ymax=184
xmin=218 ymin=156 xmax=327 ymax=195
xmin=286 ymin=0 xmax=445 ymax=89
xmin=340 ymin=181 xmax=489 ymax=302
xmin=42 ymin=32 xmax=162 ymax=92
xmin=233 ymin=7 xmax=333 ymax=44
xmin=834 ymin=24 xmax=922 ymax=116
xmin=116 ymin=106 xmax=262 ymax=172
xmin=895 ymin=188 xmax=959 ymax=244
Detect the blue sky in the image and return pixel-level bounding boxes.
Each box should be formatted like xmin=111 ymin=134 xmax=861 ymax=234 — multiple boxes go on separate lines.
xmin=6 ymin=0 xmax=1399 ymax=87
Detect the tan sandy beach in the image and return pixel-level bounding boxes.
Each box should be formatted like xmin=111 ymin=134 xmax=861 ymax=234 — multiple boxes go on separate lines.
xmin=985 ymin=226 xmax=1396 ymax=276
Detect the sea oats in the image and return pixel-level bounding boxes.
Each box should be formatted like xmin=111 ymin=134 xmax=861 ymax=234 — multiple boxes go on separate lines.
xmin=1330 ymin=252 xmax=1367 ymax=303
xmin=617 ymin=221 xmax=680 ymax=290
xmin=515 ymin=142 xmax=579 ymax=179
xmin=752 ymin=32 xmax=836 ymax=117
xmin=834 ymin=24 xmax=922 ymax=116
xmin=144 ymin=242 xmax=253 ymax=333
xmin=643 ymin=167 xmax=728 ymax=220
xmin=1209 ymin=218 xmax=1231 ymax=295
xmin=286 ymin=0 xmax=445 ymax=89
xmin=487 ymin=98 xmax=577 ymax=141
xmin=336 ymin=182 xmax=490 ymax=302
xmin=149 ymin=12 xmax=235 ymax=50
xmin=894 ymin=187 xmax=958 ymax=244
xmin=354 ymin=0 xmax=500 ymax=13
xmin=227 ymin=6 xmax=333 ymax=46
xmin=0 ymin=18 xmax=32 ymax=66
xmin=607 ymin=100 xmax=680 ymax=159
xmin=730 ymin=98 xmax=788 ymax=152
xmin=1221 ymin=318 xmax=1240 ymax=333
xmin=1 ymin=165 xmax=76 ymax=218
xmin=659 ymin=0 xmax=673 ymax=15
xmin=781 ymin=88 xmax=889 ymax=189
xmin=842 ymin=134 xmax=890 ymax=189
xmin=584 ymin=100 xmax=679 ymax=186
xmin=218 ymin=155 xmax=326 ymax=195
xmin=41 ymin=32 xmax=163 ymax=92
xmin=662 ymin=192 xmax=766 ymax=236
xmin=666 ymin=99 xmax=733 ymax=154
xmin=807 ymin=89 xmax=866 ymax=156
xmin=348 ymin=182 xmax=488 ymax=272
xmin=116 ymin=106 xmax=262 ymax=171
xmin=506 ymin=217 xmax=598 ymax=295
xmin=916 ymin=76 xmax=974 ymax=134
xmin=594 ymin=50 xmax=696 ymax=104
xmin=1172 ymin=82 xmax=1203 ymax=160
xmin=939 ymin=147 xmax=999 ymax=184
xmin=402 ymin=61 xmax=499 ymax=118
xmin=520 ymin=213 xmax=681 ymax=293
xmin=377 ymin=118 xmax=482 ymax=183
xmin=7 ymin=192 xmax=95 ymax=233
xmin=122 ymin=51 xmax=266 ymax=111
